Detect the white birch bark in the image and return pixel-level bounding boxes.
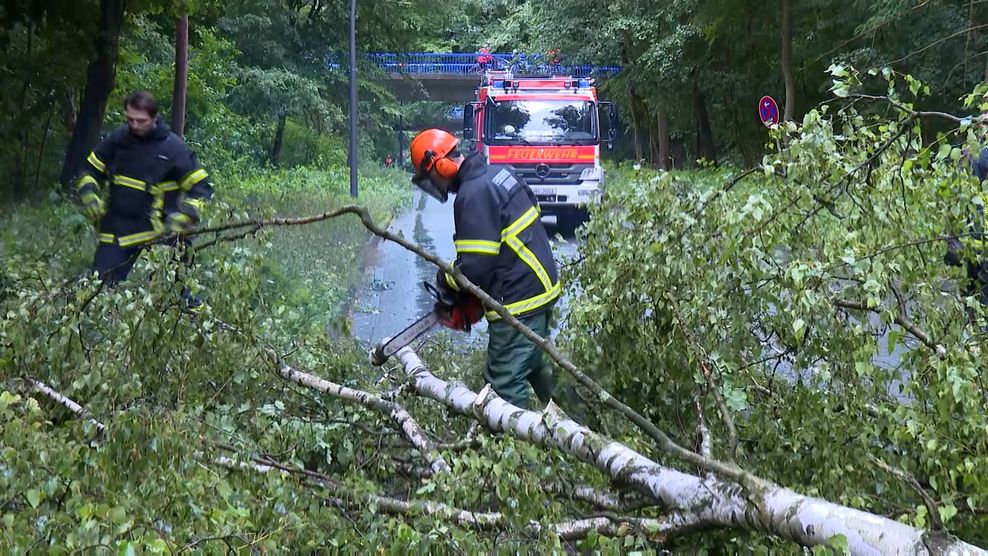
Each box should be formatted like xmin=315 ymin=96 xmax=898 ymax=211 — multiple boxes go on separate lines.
xmin=30 ymin=378 xmax=106 ymax=433
xmin=276 ymin=360 xmax=451 ymax=475
xmin=396 ymin=348 xmax=985 ymax=554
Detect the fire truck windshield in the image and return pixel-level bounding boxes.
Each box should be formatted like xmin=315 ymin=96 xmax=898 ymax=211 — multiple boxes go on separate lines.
xmin=486 ymin=100 xmax=597 ymax=146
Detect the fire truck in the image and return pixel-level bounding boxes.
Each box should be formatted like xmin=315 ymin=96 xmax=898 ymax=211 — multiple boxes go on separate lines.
xmin=462 ymin=71 xmax=616 ymax=232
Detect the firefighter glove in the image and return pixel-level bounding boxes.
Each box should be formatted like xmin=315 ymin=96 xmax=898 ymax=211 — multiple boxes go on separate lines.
xmin=167 ymin=198 xmax=204 ymax=234
xmin=79 ymin=191 xmax=104 ymax=222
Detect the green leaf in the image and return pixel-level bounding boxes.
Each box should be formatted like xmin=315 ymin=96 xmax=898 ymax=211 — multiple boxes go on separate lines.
xmin=25 ymin=489 xmax=42 ymax=509
xmin=793 ymin=318 xmax=806 ymax=341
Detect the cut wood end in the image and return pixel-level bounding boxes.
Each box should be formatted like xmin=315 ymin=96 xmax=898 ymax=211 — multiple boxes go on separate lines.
xmin=474 ymin=384 xmax=492 ymax=408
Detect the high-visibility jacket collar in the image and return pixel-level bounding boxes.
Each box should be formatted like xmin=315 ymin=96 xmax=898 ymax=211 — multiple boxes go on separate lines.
xmin=451 ymin=153 xmax=489 ymax=193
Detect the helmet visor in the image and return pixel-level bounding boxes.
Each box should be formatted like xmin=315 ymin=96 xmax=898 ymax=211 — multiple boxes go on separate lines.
xmin=411 ymin=172 xmax=449 ymax=204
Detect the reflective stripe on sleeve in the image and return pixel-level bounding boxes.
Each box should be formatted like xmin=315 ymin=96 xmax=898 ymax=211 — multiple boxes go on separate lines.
xmin=76 ymin=175 xmax=99 ymax=192
xmin=454 ymin=239 xmax=500 ymax=255
xmin=445 ymin=272 xmax=460 ymax=291
xmin=179 ymin=168 xmax=208 ymax=191
xmin=87 ymin=152 xmax=107 ymax=174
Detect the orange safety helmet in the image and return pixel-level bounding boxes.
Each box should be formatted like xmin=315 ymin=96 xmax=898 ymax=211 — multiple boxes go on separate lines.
xmin=409 ymin=129 xmax=461 ymax=203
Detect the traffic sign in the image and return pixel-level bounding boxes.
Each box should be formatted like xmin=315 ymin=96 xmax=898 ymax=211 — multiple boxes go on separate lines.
xmin=758 ymin=95 xmax=780 ymax=127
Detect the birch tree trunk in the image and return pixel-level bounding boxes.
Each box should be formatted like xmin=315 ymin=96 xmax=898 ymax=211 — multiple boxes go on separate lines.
xmin=396 ymin=348 xmax=984 ymax=554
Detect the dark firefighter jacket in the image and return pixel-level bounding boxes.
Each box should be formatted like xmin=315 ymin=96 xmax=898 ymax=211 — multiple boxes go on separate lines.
xmin=441 ymin=153 xmax=560 ymax=320
xmin=75 ymin=121 xmax=212 ymax=248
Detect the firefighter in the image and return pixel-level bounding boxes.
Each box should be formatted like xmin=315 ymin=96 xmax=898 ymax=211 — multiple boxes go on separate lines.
xmin=74 ymin=91 xmax=212 ymax=292
xmin=410 ymin=128 xmax=561 ymax=409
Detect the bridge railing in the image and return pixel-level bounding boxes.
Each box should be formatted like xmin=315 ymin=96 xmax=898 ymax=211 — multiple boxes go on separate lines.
xmin=358 ymin=52 xmax=620 ymax=78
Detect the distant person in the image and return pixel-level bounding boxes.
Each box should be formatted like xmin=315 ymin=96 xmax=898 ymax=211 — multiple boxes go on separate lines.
xmin=385 ymin=153 xmax=394 ymax=168
xmin=548 ymin=48 xmax=563 ymax=69
xmin=73 ymin=91 xmax=212 ymax=300
xmin=477 ymin=45 xmax=493 ymax=72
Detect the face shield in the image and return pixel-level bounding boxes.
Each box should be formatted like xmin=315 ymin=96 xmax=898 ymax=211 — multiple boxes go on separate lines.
xmin=411 ymin=171 xmax=449 ymax=203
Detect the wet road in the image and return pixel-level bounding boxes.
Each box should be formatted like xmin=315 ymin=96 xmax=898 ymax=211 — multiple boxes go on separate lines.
xmin=350 ymin=190 xmax=578 ymax=349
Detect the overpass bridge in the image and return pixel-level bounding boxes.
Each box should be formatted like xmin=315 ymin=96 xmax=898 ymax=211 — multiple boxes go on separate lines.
xmin=336 ymin=53 xmax=620 ymax=167
xmin=348 ymin=52 xmax=621 ymax=102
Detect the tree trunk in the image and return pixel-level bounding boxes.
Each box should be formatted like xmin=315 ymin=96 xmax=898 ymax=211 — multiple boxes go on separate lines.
xmin=781 ymin=0 xmax=796 ymax=121
xmin=59 ymin=0 xmax=125 ymax=187
xmin=271 ymin=111 xmax=287 ymax=166
xmin=657 ymin=109 xmax=671 ymax=170
xmin=629 ymin=94 xmax=644 ymax=161
xmin=396 ymin=348 xmax=986 ymax=553
xmin=34 ymin=107 xmax=55 ymax=190
xmin=12 ymin=25 xmax=35 ymax=199
xmin=171 ymin=14 xmax=189 ymax=138
xmin=647 ymin=113 xmax=659 ymax=166
xmin=693 ymin=89 xmax=717 ymax=165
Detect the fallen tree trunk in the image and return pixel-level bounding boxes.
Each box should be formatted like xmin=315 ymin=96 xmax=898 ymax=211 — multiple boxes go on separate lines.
xmin=396 ymin=348 xmax=984 ymax=554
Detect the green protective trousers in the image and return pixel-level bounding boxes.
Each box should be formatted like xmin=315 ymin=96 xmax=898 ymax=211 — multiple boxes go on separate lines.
xmin=484 ymin=309 xmax=555 ymax=410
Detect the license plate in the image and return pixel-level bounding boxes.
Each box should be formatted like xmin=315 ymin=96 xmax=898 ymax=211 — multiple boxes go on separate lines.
xmin=531 ymin=186 xmax=557 ymax=196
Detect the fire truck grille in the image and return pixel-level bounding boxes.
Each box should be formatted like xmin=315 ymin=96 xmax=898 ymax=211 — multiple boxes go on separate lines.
xmin=509 ymin=164 xmax=592 ymax=186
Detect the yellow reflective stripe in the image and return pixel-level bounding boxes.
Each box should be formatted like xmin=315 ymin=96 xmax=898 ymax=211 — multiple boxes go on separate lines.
xmin=98 ymin=233 xmax=115 ymax=244
xmin=506 ymin=236 xmax=552 ymax=291
xmin=158 ymin=181 xmax=179 ymax=192
xmin=179 ymin=168 xmax=208 ymax=191
xmin=486 ymin=281 xmax=561 ymax=320
xmin=150 ymin=189 xmax=165 ymax=234
xmin=445 ymin=272 xmax=460 ymax=291
xmin=113 ymin=175 xmax=147 ymax=191
xmin=501 ymin=206 xmax=539 ymax=241
xmin=76 ymin=175 xmax=98 ymax=191
xmin=455 ymin=239 xmax=500 ymax=255
xmin=117 ymin=230 xmax=161 ymax=247
xmin=184 ymin=197 xmax=205 ymax=213
xmin=87 ymin=152 xmax=106 ymax=174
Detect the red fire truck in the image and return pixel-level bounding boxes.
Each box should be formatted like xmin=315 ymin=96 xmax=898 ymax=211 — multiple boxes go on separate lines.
xmin=462 ymin=71 xmax=616 ymax=232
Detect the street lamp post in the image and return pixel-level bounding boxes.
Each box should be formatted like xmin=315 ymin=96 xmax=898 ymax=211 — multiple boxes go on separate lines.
xmin=348 ymin=0 xmax=358 ymax=198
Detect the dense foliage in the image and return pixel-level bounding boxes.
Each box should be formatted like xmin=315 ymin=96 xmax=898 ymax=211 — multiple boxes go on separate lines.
xmin=566 ymin=68 xmax=988 ymax=544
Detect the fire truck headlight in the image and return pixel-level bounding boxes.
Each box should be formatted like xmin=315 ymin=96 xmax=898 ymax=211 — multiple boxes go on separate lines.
xmin=580 ymin=166 xmax=601 ymax=181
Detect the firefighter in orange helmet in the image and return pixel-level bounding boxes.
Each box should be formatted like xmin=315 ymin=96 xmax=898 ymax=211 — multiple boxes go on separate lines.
xmin=409 ymin=129 xmax=560 ymax=409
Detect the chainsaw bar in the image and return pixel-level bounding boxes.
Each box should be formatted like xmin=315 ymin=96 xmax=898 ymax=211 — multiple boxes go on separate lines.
xmin=369 ymin=309 xmax=441 ymax=366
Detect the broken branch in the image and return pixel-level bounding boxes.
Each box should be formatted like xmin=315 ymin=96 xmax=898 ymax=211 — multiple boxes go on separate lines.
xmin=28 ymin=378 xmax=105 ymax=433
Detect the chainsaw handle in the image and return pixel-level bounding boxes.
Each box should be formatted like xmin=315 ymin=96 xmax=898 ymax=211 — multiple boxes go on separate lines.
xmin=422 ymin=280 xmax=457 ymax=307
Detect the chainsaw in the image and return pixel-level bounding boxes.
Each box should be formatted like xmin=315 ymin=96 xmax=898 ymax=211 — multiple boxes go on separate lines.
xmin=369 ymin=281 xmax=483 ymax=366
